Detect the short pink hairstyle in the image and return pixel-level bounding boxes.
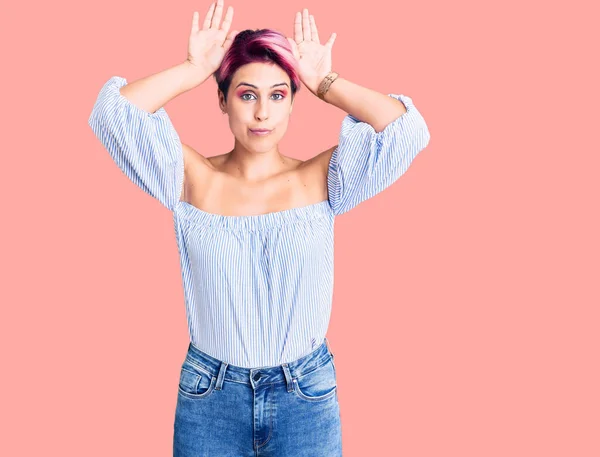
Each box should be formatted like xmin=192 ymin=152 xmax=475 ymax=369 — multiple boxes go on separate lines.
xmin=214 ymin=28 xmax=301 ymax=101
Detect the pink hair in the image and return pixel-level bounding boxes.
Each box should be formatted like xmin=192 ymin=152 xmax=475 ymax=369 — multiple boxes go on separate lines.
xmin=214 ymin=28 xmax=301 ymax=101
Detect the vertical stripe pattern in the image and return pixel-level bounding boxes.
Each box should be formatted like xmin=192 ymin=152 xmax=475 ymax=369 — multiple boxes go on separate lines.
xmin=87 ymin=76 xmax=184 ymax=211
xmin=327 ymin=93 xmax=431 ymax=215
xmin=88 ymin=76 xmax=430 ymax=368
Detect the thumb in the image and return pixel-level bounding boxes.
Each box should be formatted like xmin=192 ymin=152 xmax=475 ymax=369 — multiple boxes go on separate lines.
xmin=287 ymin=37 xmax=300 ymax=60
xmin=223 ymin=30 xmax=239 ymax=52
xmin=325 ymin=32 xmax=337 ymax=49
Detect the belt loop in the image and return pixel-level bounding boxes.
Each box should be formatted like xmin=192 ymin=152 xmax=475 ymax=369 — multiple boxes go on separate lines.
xmin=281 ymin=363 xmax=294 ymax=392
xmin=215 ymin=361 xmax=228 ymax=390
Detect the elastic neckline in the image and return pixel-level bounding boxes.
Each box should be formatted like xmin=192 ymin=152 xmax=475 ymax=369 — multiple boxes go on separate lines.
xmin=175 ymin=199 xmax=334 ymax=230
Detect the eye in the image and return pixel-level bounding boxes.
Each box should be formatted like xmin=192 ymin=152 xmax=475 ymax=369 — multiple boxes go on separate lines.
xmin=239 ymin=92 xmax=286 ymax=101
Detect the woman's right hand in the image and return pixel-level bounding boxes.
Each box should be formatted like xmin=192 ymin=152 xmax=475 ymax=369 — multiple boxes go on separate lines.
xmin=187 ymin=0 xmax=238 ymax=76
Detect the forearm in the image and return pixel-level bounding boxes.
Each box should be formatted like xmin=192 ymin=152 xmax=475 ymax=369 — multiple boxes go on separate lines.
xmin=119 ymin=61 xmax=213 ymax=115
xmin=321 ymin=77 xmax=407 ymax=133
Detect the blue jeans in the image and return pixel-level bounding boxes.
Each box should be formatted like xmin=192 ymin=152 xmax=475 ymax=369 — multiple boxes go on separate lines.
xmin=173 ymin=338 xmax=343 ymax=456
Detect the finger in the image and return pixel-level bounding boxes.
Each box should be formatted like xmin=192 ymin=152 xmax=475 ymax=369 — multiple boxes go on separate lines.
xmin=211 ymin=0 xmax=224 ymax=29
xmin=302 ymin=9 xmax=312 ymax=41
xmin=220 ymin=5 xmax=233 ymax=35
xmin=309 ymin=15 xmax=320 ymax=44
xmin=191 ymin=11 xmax=199 ymax=34
xmin=326 ymin=32 xmax=337 ymax=48
xmin=294 ymin=12 xmax=303 ymax=42
xmin=287 ymin=37 xmax=300 ymax=60
xmin=203 ymin=2 xmax=215 ymax=30
xmin=223 ymin=29 xmax=239 ymax=51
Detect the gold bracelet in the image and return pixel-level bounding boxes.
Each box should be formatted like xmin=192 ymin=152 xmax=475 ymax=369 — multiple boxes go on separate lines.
xmin=317 ymin=71 xmax=339 ymax=101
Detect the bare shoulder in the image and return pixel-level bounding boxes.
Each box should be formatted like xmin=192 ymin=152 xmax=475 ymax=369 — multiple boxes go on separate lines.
xmin=294 ymin=145 xmax=338 ymax=202
xmin=180 ymin=143 xmax=215 ymax=202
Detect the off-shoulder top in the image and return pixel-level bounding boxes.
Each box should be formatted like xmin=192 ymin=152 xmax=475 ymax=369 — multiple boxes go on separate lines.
xmin=88 ymin=76 xmax=430 ymax=368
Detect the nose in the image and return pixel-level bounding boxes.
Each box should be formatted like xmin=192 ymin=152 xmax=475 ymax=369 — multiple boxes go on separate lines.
xmin=255 ymin=99 xmax=269 ymax=121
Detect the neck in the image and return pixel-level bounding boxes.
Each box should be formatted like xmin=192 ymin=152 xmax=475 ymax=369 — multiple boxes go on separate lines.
xmin=223 ymin=139 xmax=289 ymax=182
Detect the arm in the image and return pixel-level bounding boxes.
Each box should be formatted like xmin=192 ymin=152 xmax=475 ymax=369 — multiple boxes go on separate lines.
xmin=323 ymin=86 xmax=431 ymax=216
xmin=118 ymin=61 xmax=211 ymax=115
xmin=88 ymin=3 xmax=238 ymax=211
xmin=87 ymin=62 xmax=211 ymax=211
xmin=287 ymin=9 xmax=430 ymax=216
xmin=320 ymin=76 xmax=407 ymax=133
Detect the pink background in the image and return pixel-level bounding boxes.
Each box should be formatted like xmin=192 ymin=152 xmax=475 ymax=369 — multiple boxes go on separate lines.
xmin=2 ymin=0 xmax=599 ymax=455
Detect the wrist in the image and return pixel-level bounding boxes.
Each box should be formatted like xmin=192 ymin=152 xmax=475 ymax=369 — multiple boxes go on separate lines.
xmin=181 ymin=60 xmax=213 ymax=90
xmin=315 ymin=71 xmax=340 ymax=102
xmin=305 ymin=73 xmax=329 ymax=97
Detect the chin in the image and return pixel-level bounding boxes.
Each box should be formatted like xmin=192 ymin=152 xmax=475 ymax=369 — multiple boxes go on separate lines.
xmin=238 ymin=139 xmax=271 ymax=153
xmin=254 ymin=145 xmax=277 ymax=154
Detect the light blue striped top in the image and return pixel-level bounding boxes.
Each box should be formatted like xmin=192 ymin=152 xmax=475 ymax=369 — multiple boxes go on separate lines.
xmin=88 ymin=76 xmax=430 ymax=368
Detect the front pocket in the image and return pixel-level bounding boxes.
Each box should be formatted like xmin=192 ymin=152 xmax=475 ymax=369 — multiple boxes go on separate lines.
xmin=293 ymin=359 xmax=338 ymax=402
xmin=177 ymin=364 xmax=217 ymax=399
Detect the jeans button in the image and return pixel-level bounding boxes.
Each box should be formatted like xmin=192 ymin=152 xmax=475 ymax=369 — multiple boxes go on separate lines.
xmin=253 ymin=372 xmax=261 ymax=381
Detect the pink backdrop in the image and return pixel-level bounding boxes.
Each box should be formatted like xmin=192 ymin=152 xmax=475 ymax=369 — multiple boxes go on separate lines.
xmin=3 ymin=0 xmax=599 ymax=455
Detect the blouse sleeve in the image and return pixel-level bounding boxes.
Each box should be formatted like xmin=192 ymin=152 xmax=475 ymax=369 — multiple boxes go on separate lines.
xmin=327 ymin=93 xmax=430 ymax=216
xmin=87 ymin=76 xmax=185 ymax=212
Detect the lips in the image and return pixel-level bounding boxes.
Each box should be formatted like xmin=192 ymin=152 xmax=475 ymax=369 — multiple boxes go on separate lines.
xmin=249 ymin=128 xmax=273 ymax=136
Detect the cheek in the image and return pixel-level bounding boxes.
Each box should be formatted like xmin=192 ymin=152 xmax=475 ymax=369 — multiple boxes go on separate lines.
xmin=228 ymin=115 xmax=254 ymax=142
xmin=227 ymin=112 xmax=246 ymax=130
xmin=227 ymin=117 xmax=243 ymax=138
xmin=276 ymin=113 xmax=291 ymax=132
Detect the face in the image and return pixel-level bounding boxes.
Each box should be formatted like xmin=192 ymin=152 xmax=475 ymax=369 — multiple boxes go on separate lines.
xmin=219 ymin=62 xmax=294 ymax=154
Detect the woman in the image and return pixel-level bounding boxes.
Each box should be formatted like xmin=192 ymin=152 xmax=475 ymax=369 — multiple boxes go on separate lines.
xmin=88 ymin=1 xmax=430 ymax=455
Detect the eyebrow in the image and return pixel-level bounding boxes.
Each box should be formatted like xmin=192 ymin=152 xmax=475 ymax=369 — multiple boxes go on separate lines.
xmin=235 ymin=82 xmax=290 ymax=89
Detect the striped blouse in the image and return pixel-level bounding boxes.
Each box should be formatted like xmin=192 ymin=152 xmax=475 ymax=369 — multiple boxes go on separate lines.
xmin=88 ymin=76 xmax=430 ymax=368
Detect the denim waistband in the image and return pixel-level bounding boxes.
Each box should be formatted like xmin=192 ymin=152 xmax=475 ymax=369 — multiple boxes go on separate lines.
xmin=183 ymin=338 xmax=335 ymax=388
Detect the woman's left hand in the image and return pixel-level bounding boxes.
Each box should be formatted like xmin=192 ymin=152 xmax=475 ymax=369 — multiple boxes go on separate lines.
xmin=287 ymin=9 xmax=337 ymax=96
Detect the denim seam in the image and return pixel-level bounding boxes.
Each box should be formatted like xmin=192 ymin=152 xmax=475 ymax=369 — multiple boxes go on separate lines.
xmin=185 ymin=357 xmax=214 ymax=376
xmin=291 ymin=358 xmax=337 ymax=402
xmin=185 ymin=355 xmax=332 ymax=384
xmin=254 ymin=383 xmax=275 ymax=449
xmin=178 ymin=375 xmax=217 ymax=399
xmin=294 ymin=357 xmax=333 ymax=381
xmin=180 ymin=368 xmax=202 ymax=392
xmin=292 ymin=379 xmax=338 ymax=402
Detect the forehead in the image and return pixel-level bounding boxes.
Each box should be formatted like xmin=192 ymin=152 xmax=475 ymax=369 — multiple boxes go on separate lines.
xmin=231 ymin=62 xmax=290 ymax=88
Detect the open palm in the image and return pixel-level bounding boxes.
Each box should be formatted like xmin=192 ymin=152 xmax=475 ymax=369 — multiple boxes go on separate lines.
xmin=287 ymin=9 xmax=337 ymax=95
xmin=188 ymin=0 xmax=238 ymax=74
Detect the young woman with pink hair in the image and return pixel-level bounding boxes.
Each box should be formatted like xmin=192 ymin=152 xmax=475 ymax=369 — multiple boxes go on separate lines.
xmin=88 ymin=1 xmax=430 ymax=455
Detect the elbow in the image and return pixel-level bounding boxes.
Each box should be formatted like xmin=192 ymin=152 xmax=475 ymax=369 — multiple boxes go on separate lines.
xmin=412 ymin=116 xmax=429 ymax=145
xmin=88 ymin=92 xmax=114 ymax=131
xmin=88 ymin=101 xmax=103 ymax=128
xmin=88 ymin=77 xmax=127 ymax=131
xmin=418 ymin=119 xmax=431 ymax=150
xmin=88 ymin=105 xmax=104 ymax=137
xmin=405 ymin=109 xmax=430 ymax=152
